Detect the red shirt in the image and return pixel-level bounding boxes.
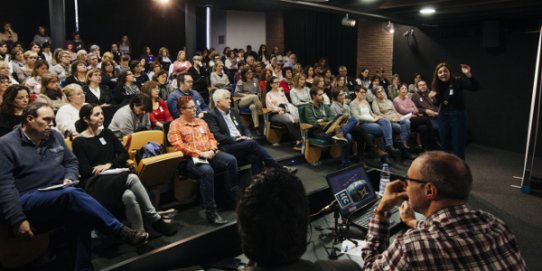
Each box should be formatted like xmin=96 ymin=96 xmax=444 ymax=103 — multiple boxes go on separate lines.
xmin=150 ymin=100 xmax=173 ymax=126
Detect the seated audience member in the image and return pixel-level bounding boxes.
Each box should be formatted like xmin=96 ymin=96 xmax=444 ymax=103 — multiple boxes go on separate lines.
xmin=331 ymin=88 xmax=388 ymax=160
xmin=0 ymin=103 xmax=148 ymax=270
xmin=84 ymin=68 xmax=113 ymax=106
xmin=371 ymin=86 xmax=415 ymax=159
xmin=35 ymin=73 xmax=68 ymax=111
xmin=210 ymin=60 xmax=231 ymax=89
xmin=279 ymin=66 xmax=294 ymax=99
xmin=0 ymin=61 xmax=17 ymax=86
xmin=167 ymin=96 xmax=239 ymax=225
xmin=23 ymin=59 xmax=49 ymax=94
xmin=0 ymin=85 xmax=29 ymax=137
xmin=312 ymin=75 xmax=331 ymax=105
xmin=76 ymin=50 xmax=88 ymax=63
xmin=152 ymin=69 xmax=170 ymax=101
xmin=72 ymin=104 xmax=177 ymax=236
xmin=265 ymin=76 xmax=303 ymax=150
xmin=289 ymin=73 xmax=311 ymax=107
xmin=188 ymin=55 xmax=209 ymax=102
xmin=205 ymin=89 xmax=297 ymax=175
xmin=87 ymin=53 xmax=99 ymax=70
xmin=304 ymin=87 xmax=353 ymax=166
xmin=109 ymin=93 xmax=151 ymax=140
xmin=141 ymin=80 xmax=172 ymax=129
xmin=356 ymin=67 xmax=371 ymax=90
xmin=167 ymin=74 xmax=209 ymax=119
xmin=100 ymin=59 xmax=119 ymax=90
xmin=49 ymin=50 xmax=71 ymax=81
xmin=235 ymin=67 xmax=263 ymax=134
xmin=130 ymin=60 xmax=148 ymax=88
xmin=157 ymin=47 xmax=172 ymax=71
xmin=56 ymin=83 xmax=86 ymax=136
xmin=64 ymin=60 xmax=88 ymax=88
xmin=337 ymin=65 xmax=356 ymax=96
xmin=393 ymin=83 xmax=435 ymax=150
xmin=238 ymin=168 xmax=362 ymax=270
xmin=411 ymin=80 xmax=439 ymax=130
xmin=113 ymin=70 xmax=140 ymax=105
xmin=350 ymin=86 xmax=400 ymax=156
xmin=408 ymin=72 xmax=424 ymax=97
xmin=368 ymin=75 xmax=388 ymax=101
xmin=0 ymin=74 xmax=10 ymax=104
xmin=16 ymin=51 xmax=38 ymax=84
xmin=388 ymin=74 xmax=401 ymax=100
xmin=117 ymin=54 xmax=131 ymax=75
xmin=363 ymin=151 xmax=526 ymax=270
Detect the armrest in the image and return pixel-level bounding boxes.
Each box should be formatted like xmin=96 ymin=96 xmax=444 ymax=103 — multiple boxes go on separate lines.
xmin=300 ymin=123 xmax=314 ymax=130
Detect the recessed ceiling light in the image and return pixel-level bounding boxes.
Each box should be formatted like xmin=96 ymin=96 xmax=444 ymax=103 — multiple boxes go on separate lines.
xmin=420 ymin=7 xmax=436 ymax=15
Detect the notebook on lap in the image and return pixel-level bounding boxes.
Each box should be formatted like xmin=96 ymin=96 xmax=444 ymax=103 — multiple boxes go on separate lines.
xmin=325 ymin=164 xmax=402 ymax=232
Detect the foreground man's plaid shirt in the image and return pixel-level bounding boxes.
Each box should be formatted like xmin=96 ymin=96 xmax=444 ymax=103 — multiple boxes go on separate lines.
xmin=362 ymin=204 xmax=526 ymax=270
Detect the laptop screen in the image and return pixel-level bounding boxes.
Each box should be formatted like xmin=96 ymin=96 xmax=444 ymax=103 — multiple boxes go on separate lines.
xmin=325 ymin=165 xmax=378 ymax=218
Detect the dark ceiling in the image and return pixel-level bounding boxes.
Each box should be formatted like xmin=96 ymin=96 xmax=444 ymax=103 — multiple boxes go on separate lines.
xmin=197 ymin=0 xmax=542 ymax=26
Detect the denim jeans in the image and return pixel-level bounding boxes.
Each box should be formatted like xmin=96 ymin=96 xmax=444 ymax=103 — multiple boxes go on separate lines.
xmin=360 ymin=118 xmax=394 ymax=147
xmin=438 ymin=109 xmax=467 ymax=159
xmin=391 ymin=118 xmax=410 ymax=143
xmin=122 ymin=173 xmax=161 ymax=231
xmin=220 ymin=139 xmax=281 ymax=174
xmin=21 ymin=187 xmax=124 ymax=270
xmin=185 ymin=151 xmax=239 ymax=211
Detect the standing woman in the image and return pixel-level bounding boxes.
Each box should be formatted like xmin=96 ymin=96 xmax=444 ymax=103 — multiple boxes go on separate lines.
xmin=169 ymin=50 xmax=192 ymax=79
xmin=0 ymin=85 xmax=29 ymax=137
xmin=119 ymin=35 xmax=132 ymax=56
xmin=431 ymin=63 xmax=479 ymax=159
xmin=73 ymin=104 xmax=176 ymax=237
xmin=141 ymin=80 xmax=172 ymax=129
xmin=157 ymin=47 xmax=172 ymax=71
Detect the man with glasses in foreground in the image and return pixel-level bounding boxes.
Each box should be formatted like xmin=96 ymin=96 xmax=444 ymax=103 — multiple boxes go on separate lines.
xmin=362 ymin=151 xmax=526 ymax=270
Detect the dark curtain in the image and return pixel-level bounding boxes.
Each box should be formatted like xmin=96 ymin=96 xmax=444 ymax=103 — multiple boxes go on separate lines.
xmin=284 ymin=9 xmax=357 ymax=74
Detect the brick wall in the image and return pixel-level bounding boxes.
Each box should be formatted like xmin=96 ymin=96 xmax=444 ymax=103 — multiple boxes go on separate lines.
xmin=357 ymin=21 xmax=394 ymax=79
xmin=266 ymin=11 xmax=284 ymax=54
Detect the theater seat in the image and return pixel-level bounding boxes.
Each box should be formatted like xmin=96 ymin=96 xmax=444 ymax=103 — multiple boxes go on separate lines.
xmin=297 ymin=105 xmax=342 ymax=165
xmin=0 ymin=222 xmax=50 ymax=269
xmin=123 ymin=130 xmax=166 ymax=160
xmin=135 ymin=151 xmax=183 ymax=205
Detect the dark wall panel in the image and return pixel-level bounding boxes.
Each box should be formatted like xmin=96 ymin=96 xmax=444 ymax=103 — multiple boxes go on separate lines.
xmin=393 ymin=22 xmax=540 ymax=154
xmin=283 ymin=10 xmax=357 ymax=74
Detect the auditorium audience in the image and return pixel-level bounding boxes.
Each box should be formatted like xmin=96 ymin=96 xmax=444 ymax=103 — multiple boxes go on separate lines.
xmin=113 ymin=70 xmax=140 ymax=105
xmin=64 ymin=60 xmax=88 ymax=88
xmin=408 ymin=72 xmax=424 ymax=97
xmin=205 ymin=88 xmax=297 ymax=175
xmin=279 ymin=66 xmax=293 ymax=98
xmin=289 ymin=73 xmax=311 ymax=107
xmin=237 ymin=168 xmax=362 ymax=270
xmin=363 ymin=151 xmax=526 ymax=270
xmin=73 ymin=103 xmax=177 ymax=237
xmin=388 ymin=73 xmax=401 ymax=99
xmin=109 ymin=93 xmax=151 ymax=140
xmin=210 ymin=60 xmax=231 ymax=89
xmin=141 ymin=80 xmax=172 ymax=129
xmin=169 ymin=50 xmax=192 ymax=78
xmin=0 ymin=85 xmax=29 ymax=137
xmin=167 ymin=96 xmax=238 ymax=225
xmin=188 ymin=54 xmax=209 ymax=102
xmin=23 ymin=59 xmax=49 ymax=94
xmin=0 ymin=102 xmax=148 ymax=270
xmin=55 ymin=83 xmax=86 ymax=136
xmin=49 ymin=50 xmax=71 ymax=81
xmin=157 ymin=47 xmax=172 ymax=71
xmin=152 ymin=69 xmax=170 ymax=100
xmin=412 ymin=79 xmax=439 ymax=130
xmin=131 ymin=60 xmax=149 ymax=88
xmin=100 ymin=58 xmax=118 ymax=89
xmin=16 ymin=51 xmax=38 ymax=83
xmin=356 ymin=67 xmax=371 ymax=90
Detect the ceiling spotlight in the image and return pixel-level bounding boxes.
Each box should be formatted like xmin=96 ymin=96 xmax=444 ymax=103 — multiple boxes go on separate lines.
xmin=420 ymin=7 xmax=436 ymax=15
xmin=341 ymin=13 xmax=356 ymax=27
xmin=383 ymin=21 xmax=394 ymax=33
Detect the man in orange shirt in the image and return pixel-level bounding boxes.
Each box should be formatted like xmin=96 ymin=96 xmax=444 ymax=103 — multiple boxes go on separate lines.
xmin=167 ymin=96 xmax=238 ymax=224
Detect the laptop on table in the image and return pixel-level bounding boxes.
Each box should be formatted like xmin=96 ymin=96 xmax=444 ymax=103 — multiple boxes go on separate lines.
xmin=325 ymin=164 xmax=402 ymax=232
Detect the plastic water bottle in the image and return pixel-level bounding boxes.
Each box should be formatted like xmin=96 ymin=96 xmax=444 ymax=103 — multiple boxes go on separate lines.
xmin=378 ymin=163 xmax=390 ymax=196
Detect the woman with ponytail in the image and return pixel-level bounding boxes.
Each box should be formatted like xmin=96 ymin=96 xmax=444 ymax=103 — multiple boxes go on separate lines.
xmin=72 ymin=104 xmax=177 ymax=237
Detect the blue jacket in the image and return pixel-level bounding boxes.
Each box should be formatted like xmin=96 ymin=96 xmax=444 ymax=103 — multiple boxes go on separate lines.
xmin=0 ymin=128 xmax=78 ymax=226
xmin=167 ymin=88 xmax=209 ymax=118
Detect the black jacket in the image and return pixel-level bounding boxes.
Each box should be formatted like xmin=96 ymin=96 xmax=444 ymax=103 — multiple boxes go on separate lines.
xmin=204 ymin=107 xmax=249 ymax=145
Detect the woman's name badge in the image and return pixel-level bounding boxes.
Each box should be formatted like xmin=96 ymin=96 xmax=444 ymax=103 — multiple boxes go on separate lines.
xmin=199 ymin=127 xmax=206 ymax=134
xmin=449 ymin=89 xmax=454 ymax=95
xmin=159 ymin=106 xmax=164 ymax=112
xmin=99 ymin=137 xmax=107 ymax=145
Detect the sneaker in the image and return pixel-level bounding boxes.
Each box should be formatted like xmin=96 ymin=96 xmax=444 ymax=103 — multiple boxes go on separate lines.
xmin=119 ymin=226 xmax=149 ymax=246
xmin=152 ymin=219 xmax=178 ymax=236
xmin=206 ymin=210 xmax=228 ymax=225
xmin=282 ymin=165 xmax=298 ymax=174
xmin=332 ymin=133 xmax=348 ymax=144
xmin=293 ymin=142 xmax=303 ymax=151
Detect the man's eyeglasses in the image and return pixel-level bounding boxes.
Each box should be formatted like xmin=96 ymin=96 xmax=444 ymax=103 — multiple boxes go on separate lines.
xmin=372 ymin=168 xmax=429 ymax=184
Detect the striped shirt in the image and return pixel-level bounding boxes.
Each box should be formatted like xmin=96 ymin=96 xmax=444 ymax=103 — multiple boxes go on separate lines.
xmin=362 ymin=205 xmax=526 ymax=270
xmin=167 ymin=117 xmax=217 ymax=158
